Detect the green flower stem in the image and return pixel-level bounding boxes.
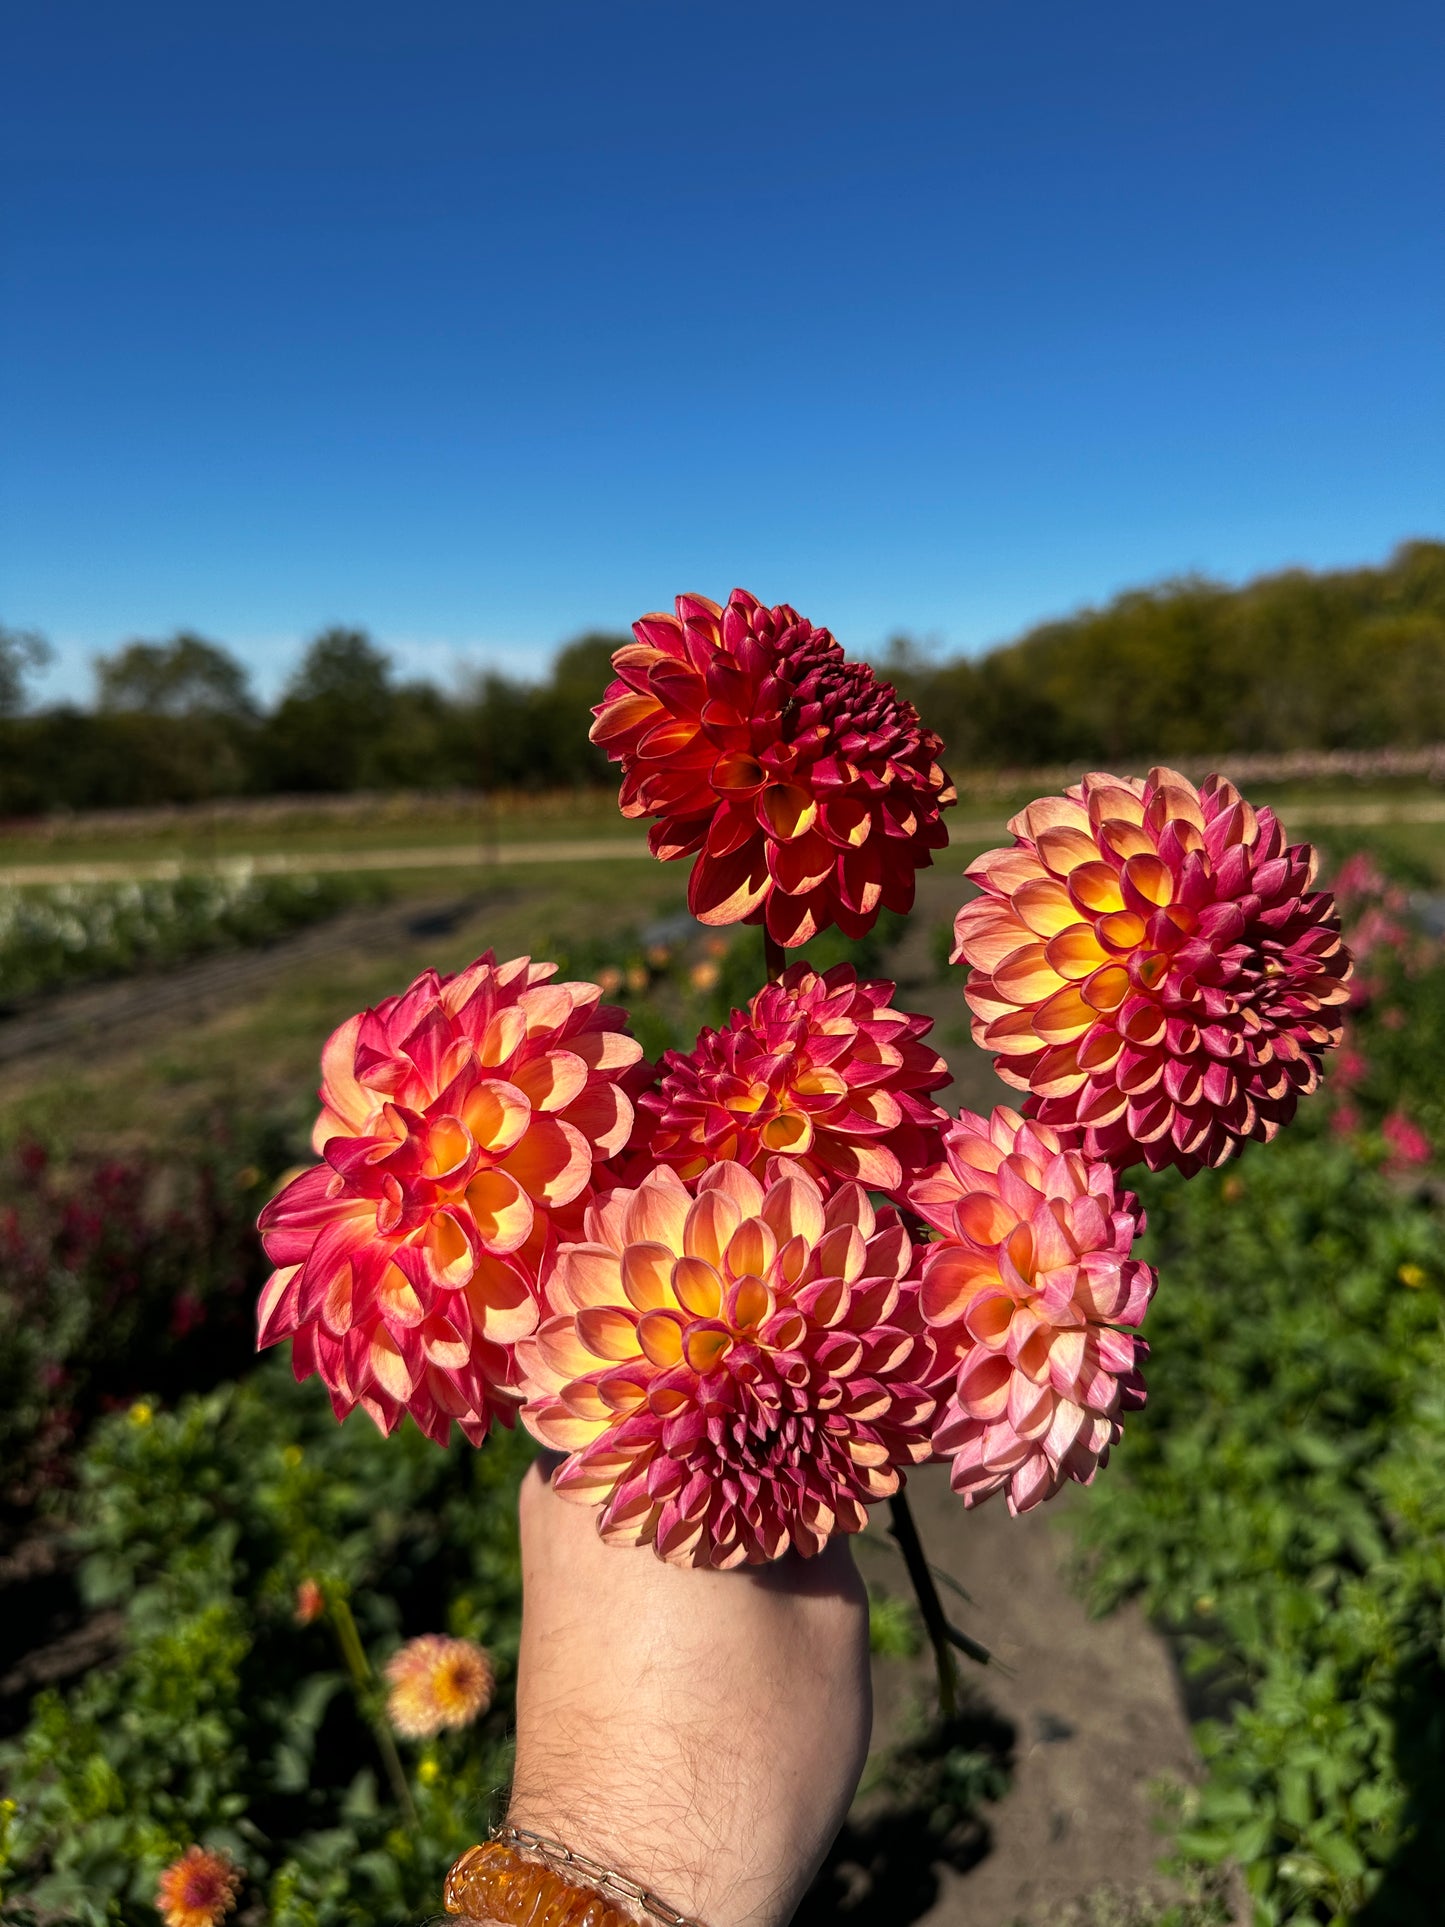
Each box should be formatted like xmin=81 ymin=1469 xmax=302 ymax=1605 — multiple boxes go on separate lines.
xmin=329 ymin=1593 xmax=419 ymax=1826
xmin=763 ymin=930 xmax=788 ymax=986
xmin=888 ymin=1492 xmax=960 ymax=1718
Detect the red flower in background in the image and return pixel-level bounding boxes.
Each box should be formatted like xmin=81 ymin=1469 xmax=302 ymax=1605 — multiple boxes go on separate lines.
xmin=257 ymin=953 xmax=642 ymax=1446
xmin=590 ymin=589 xmax=955 ymax=945
xmin=909 ymin=1107 xmax=1155 ymax=1514
xmin=631 ymin=962 xmax=949 ymax=1196
xmin=953 ymin=768 xmax=1351 ymax=1175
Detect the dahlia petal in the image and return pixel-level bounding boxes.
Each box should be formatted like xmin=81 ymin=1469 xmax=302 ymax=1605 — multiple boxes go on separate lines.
xmin=576 ymin=1304 xmax=642 ymax=1362
xmin=690 ymin=843 xmax=772 ymax=926
xmin=465 ymin=1168 xmax=534 ymax=1254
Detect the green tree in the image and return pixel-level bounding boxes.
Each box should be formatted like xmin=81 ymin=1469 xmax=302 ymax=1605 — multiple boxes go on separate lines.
xmin=94 ymin=634 xmax=256 ymax=719
xmin=0 ymin=623 xmax=52 ymax=716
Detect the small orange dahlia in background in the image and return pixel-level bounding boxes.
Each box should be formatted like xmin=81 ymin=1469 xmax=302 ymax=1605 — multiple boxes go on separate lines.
xmin=155 ymin=1846 xmax=241 ymax=1927
xmin=953 ymin=768 xmax=1351 ymax=1175
xmin=910 ymin=1107 xmax=1155 ymax=1514
xmin=293 ymin=1575 xmax=325 ymax=1624
xmin=385 ymin=1633 xmax=494 ymax=1738
xmin=257 ymin=953 xmax=643 ymax=1445
xmin=517 ymin=1163 xmax=937 ymax=1565
xmin=630 ymin=961 xmax=949 ymax=1195
xmin=590 ymin=589 xmax=955 ymax=945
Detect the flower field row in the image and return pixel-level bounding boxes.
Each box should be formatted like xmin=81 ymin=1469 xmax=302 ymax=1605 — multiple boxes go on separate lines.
xmin=0 ymin=869 xmax=387 ymax=1003
xmin=1067 ymin=875 xmax=1444 ymax=1926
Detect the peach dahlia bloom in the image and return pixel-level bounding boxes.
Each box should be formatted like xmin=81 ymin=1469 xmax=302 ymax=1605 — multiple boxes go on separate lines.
xmin=517 ymin=1163 xmax=937 ymax=1566
xmin=910 ymin=1107 xmax=1155 ymax=1514
xmin=631 ymin=962 xmax=949 ymax=1195
xmin=385 ymin=1633 xmax=494 ymax=1738
xmin=257 ymin=953 xmax=642 ymax=1445
xmin=953 ymin=768 xmax=1351 ymax=1175
xmin=155 ymin=1846 xmax=241 ymax=1927
xmin=590 ymin=589 xmax=955 ymax=945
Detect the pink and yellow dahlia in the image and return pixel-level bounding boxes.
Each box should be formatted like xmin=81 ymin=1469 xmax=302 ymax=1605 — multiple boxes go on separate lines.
xmin=590 ymin=589 xmax=955 ymax=945
xmin=953 ymin=768 xmax=1351 ymax=1175
xmin=910 ymin=1107 xmax=1154 ymax=1514
xmin=517 ymin=1163 xmax=937 ymax=1566
xmin=155 ymin=1847 xmax=241 ymax=1927
xmin=631 ymin=962 xmax=949 ymax=1195
xmin=385 ymin=1633 xmax=494 ymax=1738
xmin=257 ymin=953 xmax=643 ymax=1446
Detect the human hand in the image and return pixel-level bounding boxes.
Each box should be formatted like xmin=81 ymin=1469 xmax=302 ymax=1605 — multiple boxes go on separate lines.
xmin=504 ymin=1456 xmax=872 ymax=1927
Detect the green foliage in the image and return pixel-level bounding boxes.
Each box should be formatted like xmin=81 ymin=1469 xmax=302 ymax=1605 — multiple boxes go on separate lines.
xmin=1069 ymin=1112 xmax=1445 ymax=1924
xmin=12 ymin=541 xmax=1445 ymax=816
xmin=0 ymin=1129 xmax=283 ymax=1508
xmin=867 ymin=1588 xmax=924 ymax=1659
xmin=95 ymin=635 xmax=257 ymax=722
xmin=885 ymin=539 xmax=1445 ymax=769
xmin=0 ymin=868 xmax=388 ymax=1002
xmin=0 ymin=1360 xmax=534 ymax=1924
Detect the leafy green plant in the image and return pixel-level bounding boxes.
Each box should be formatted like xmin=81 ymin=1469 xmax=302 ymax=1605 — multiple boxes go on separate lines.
xmin=0 ymin=1360 xmax=533 ymax=1925
xmin=0 ymin=868 xmax=388 ymax=1003
xmin=1069 ymin=1114 xmax=1445 ymax=1925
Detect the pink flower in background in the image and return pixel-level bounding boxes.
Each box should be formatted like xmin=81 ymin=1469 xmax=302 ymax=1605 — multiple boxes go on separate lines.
xmin=631 ymin=962 xmax=949 ymax=1195
xmin=1333 ymin=851 xmax=1414 ymax=1008
xmin=518 ymin=1163 xmax=936 ymax=1565
xmin=256 ymin=953 xmax=643 ymax=1446
xmin=909 ymin=1107 xmax=1155 ymax=1514
xmin=1382 ymin=1110 xmax=1431 ymax=1172
xmin=1330 ymin=1104 xmax=1362 ymax=1141
xmin=590 ymin=589 xmax=955 ymax=945
xmin=953 ymin=768 xmax=1351 ymax=1175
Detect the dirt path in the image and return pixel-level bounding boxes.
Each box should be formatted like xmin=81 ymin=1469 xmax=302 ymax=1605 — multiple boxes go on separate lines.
xmin=0 ymin=891 xmax=496 ymax=1070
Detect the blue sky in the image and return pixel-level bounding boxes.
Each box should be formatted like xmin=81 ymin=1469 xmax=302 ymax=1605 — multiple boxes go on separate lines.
xmin=3 ymin=1 xmax=1442 ymax=704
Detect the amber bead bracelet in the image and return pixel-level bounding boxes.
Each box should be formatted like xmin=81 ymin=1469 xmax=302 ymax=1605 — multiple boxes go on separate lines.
xmin=444 ymin=1827 xmax=707 ymax=1927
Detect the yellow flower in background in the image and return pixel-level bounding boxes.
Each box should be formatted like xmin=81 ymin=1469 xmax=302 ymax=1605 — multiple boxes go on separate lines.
xmin=385 ymin=1634 xmax=493 ymax=1738
xmin=1398 ymin=1262 xmax=1427 ymax=1289
xmin=128 ymin=1400 xmax=154 ymax=1427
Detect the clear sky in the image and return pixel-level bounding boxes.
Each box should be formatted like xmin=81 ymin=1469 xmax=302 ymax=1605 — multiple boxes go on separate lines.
xmin=3 ymin=1 xmax=1442 ymax=704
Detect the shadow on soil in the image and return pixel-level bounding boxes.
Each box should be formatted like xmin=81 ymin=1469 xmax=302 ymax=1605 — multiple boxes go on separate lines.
xmin=1357 ymin=1654 xmax=1445 ymax=1927
xmin=797 ymin=1703 xmax=1016 ymax=1927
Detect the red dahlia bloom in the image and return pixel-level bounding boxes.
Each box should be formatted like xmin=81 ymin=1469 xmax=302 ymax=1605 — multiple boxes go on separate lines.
xmin=631 ymin=962 xmax=949 ymax=1196
xmin=953 ymin=768 xmax=1351 ymax=1175
xmin=257 ymin=953 xmax=642 ymax=1446
xmin=909 ymin=1107 xmax=1155 ymax=1514
xmin=590 ymin=589 xmax=955 ymax=945
xmin=517 ymin=1163 xmax=937 ymax=1566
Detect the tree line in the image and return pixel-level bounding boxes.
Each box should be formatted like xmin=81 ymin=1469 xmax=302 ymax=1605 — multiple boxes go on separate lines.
xmin=1 ymin=539 xmax=1441 ymax=815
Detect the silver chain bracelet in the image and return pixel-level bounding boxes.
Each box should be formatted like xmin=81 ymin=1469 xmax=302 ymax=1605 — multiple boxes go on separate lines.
xmin=492 ymin=1823 xmax=708 ymax=1927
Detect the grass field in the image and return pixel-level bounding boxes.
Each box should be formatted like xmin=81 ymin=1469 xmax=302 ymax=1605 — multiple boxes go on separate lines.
xmin=1 ymin=782 xmax=1438 ymax=1161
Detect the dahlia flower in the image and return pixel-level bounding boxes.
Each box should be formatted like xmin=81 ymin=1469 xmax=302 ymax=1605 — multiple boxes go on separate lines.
xmin=590 ymin=588 xmax=955 ymax=945
xmin=257 ymin=953 xmax=643 ymax=1446
xmin=385 ymin=1633 xmax=494 ymax=1738
xmin=293 ymin=1576 xmax=325 ymax=1625
xmin=909 ymin=1107 xmax=1155 ymax=1514
xmin=1382 ymin=1110 xmax=1431 ymax=1173
xmin=632 ymin=962 xmax=950 ymax=1195
xmin=517 ymin=1163 xmax=937 ymax=1566
xmin=953 ymin=767 xmax=1351 ymax=1175
xmin=155 ymin=1846 xmax=241 ymax=1927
